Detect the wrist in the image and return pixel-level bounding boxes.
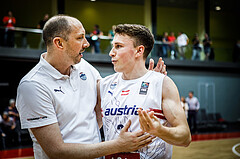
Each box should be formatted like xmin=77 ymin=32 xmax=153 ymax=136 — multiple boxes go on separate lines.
xmin=111 ymin=138 xmax=123 ymax=153
xmin=156 ymin=125 xmax=168 ymax=138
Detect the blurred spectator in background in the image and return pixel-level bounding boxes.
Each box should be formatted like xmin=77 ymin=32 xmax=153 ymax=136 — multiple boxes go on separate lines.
xmin=186 ymin=91 xmax=200 ymax=134
xmin=162 ymin=32 xmax=169 ymax=58
xmin=0 ymin=114 xmax=6 ymax=150
xmin=177 ymin=31 xmax=189 ymax=60
xmin=181 ymin=96 xmax=189 ymax=119
xmin=5 ymin=99 xmax=19 ymax=121
xmin=168 ymin=32 xmax=176 ymax=60
xmin=209 ymin=47 xmax=215 ymax=61
xmin=1 ymin=112 xmax=18 ymax=147
xmin=233 ymin=40 xmax=240 ymax=62
xmin=2 ymin=11 xmax=16 ymax=47
xmin=37 ymin=14 xmax=49 ymax=50
xmin=191 ymin=33 xmax=201 ymax=61
xmin=37 ymin=14 xmax=49 ymax=30
xmin=105 ymin=25 xmax=116 ymax=52
xmin=90 ymin=24 xmax=103 ymax=54
xmin=108 ymin=25 xmax=116 ymax=42
xmin=4 ymin=98 xmax=21 ymax=145
xmin=203 ymin=33 xmax=212 ymax=61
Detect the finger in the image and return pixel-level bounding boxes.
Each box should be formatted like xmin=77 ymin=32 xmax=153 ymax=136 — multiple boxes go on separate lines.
xmin=140 ymin=110 xmax=151 ymax=131
xmin=138 ymin=110 xmax=148 ymax=131
xmin=155 ymin=58 xmax=162 ymax=72
xmin=137 ymin=140 xmax=152 ymax=150
xmin=151 ymin=114 xmax=159 ymax=122
xmin=137 ymin=135 xmax=155 ymax=149
xmin=158 ymin=57 xmax=163 ymax=68
xmin=158 ymin=57 xmax=163 ymax=64
xmin=159 ymin=61 xmax=164 ymax=72
xmin=121 ymin=120 xmax=131 ymax=132
xmin=142 ymin=111 xmax=154 ymax=128
xmin=134 ymin=129 xmax=145 ymax=137
xmin=148 ymin=111 xmax=155 ymax=118
xmin=146 ymin=109 xmax=150 ymax=113
xmin=138 ymin=111 xmax=144 ymax=131
xmin=148 ymin=58 xmax=154 ymax=70
xmin=137 ymin=109 xmax=144 ymax=128
xmin=163 ymin=64 xmax=167 ymax=75
xmin=137 ymin=132 xmax=151 ymax=141
xmin=163 ymin=121 xmax=168 ymax=126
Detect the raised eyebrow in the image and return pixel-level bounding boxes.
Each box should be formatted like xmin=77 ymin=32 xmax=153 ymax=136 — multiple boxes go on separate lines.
xmin=112 ymin=42 xmax=123 ymax=46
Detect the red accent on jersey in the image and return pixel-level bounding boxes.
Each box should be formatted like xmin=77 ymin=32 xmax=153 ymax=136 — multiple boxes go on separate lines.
xmin=121 ymin=90 xmax=130 ymax=96
xmin=149 ymin=108 xmax=166 ymax=119
xmin=106 ymin=152 xmax=140 ymax=159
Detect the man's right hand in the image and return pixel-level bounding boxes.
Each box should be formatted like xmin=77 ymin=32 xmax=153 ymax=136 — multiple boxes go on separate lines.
xmin=115 ymin=120 xmax=153 ymax=152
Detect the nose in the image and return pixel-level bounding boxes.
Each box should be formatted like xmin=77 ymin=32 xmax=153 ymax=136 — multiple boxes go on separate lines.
xmin=109 ymin=47 xmax=116 ymax=57
xmin=83 ymin=38 xmax=90 ymax=48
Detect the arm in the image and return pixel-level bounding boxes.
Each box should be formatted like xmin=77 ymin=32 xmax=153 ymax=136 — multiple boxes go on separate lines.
xmin=196 ymin=98 xmax=200 ymax=110
xmin=99 ymin=31 xmax=104 ymax=36
xmin=95 ymin=79 xmax=103 ymax=128
xmin=11 ymin=120 xmax=16 ymax=130
xmin=12 ymin=17 xmax=16 ymax=25
xmin=31 ymin=121 xmax=153 ymax=159
xmin=162 ymin=37 xmax=168 ymax=44
xmin=138 ymin=76 xmax=191 ymax=147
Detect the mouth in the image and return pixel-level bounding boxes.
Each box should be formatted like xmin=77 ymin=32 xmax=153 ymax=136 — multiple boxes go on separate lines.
xmin=79 ymin=50 xmax=85 ymax=57
xmin=112 ymin=59 xmax=117 ymax=64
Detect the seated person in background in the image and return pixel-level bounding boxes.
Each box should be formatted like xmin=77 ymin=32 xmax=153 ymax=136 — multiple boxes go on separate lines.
xmin=98 ymin=24 xmax=191 ymax=159
xmin=1 ymin=112 xmax=18 ymax=147
xmin=5 ymin=98 xmax=19 ymax=121
xmin=0 ymin=120 xmax=6 ymax=150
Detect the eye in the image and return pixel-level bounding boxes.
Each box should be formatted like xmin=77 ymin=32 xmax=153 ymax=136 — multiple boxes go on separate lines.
xmin=115 ymin=45 xmax=122 ymax=49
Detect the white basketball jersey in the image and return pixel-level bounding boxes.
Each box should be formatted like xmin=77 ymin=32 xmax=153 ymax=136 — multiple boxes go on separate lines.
xmin=100 ymin=71 xmax=172 ymax=159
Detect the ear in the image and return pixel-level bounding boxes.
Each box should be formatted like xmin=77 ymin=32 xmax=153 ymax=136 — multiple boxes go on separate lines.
xmin=135 ymin=45 xmax=145 ymax=58
xmin=53 ymin=37 xmax=64 ymax=49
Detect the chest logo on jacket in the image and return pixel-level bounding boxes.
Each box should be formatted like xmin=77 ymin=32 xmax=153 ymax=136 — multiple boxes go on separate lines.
xmin=54 ymin=86 xmax=65 ymax=94
xmin=110 ymin=82 xmax=117 ymax=89
xmin=79 ymin=72 xmax=87 ymax=80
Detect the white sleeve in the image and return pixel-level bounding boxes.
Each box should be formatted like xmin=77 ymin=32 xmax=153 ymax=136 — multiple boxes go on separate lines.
xmin=16 ymin=81 xmax=58 ymax=129
xmin=196 ymin=98 xmax=200 ymax=110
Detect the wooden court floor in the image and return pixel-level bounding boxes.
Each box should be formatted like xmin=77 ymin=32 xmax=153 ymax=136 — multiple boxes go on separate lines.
xmin=172 ymin=138 xmax=240 ymax=159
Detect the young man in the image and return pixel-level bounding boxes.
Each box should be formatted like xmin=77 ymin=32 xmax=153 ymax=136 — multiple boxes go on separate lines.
xmin=98 ymin=24 xmax=191 ymax=158
xmin=16 ymin=15 xmax=165 ymax=159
